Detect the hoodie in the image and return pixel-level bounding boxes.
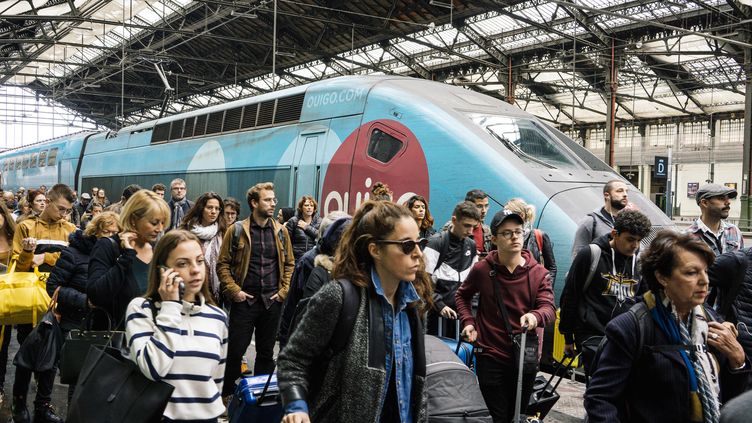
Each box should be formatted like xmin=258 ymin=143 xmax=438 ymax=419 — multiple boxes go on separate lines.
xmin=559 ymin=233 xmax=644 ymax=345
xmin=455 ymin=249 xmax=555 ymax=364
xmin=571 ymin=207 xmax=615 ymax=256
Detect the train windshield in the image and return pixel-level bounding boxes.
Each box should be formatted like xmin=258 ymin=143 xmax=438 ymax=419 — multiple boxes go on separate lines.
xmin=471 ymin=114 xmax=587 ymax=170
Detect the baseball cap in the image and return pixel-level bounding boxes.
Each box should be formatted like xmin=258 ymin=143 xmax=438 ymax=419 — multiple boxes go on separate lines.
xmin=695 ymin=183 xmax=737 ymax=205
xmin=81 ymin=193 xmax=92 ymax=200
xmin=490 ymin=209 xmax=525 ymax=234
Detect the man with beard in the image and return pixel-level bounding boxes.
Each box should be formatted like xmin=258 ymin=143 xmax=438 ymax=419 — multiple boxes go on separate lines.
xmin=217 ymin=182 xmax=294 ymax=404
xmin=571 ymin=180 xmax=629 ymax=256
xmin=687 ymin=183 xmax=743 ymax=256
xmin=167 ymin=178 xmax=194 ymax=230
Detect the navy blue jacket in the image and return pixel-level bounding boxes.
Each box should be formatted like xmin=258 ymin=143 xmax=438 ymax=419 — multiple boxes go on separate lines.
xmin=46 ymin=230 xmax=97 ymax=330
xmin=585 ymin=303 xmax=751 ymax=423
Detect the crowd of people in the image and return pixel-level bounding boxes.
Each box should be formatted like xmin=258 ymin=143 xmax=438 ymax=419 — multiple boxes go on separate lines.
xmin=0 ymin=176 xmax=750 ymax=423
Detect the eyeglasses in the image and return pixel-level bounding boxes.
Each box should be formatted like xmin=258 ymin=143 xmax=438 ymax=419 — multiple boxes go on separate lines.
xmin=497 ymin=229 xmax=524 ymax=240
xmin=375 ymin=238 xmax=428 ymax=254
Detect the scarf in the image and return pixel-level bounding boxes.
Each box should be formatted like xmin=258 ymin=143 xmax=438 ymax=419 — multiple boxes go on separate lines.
xmin=190 ymin=223 xmax=222 ymax=303
xmin=172 ymin=198 xmax=189 ymax=230
xmin=647 ymin=291 xmax=720 ymax=423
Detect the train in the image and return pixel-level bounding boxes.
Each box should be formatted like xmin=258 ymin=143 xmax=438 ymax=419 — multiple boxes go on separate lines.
xmin=0 ymin=75 xmax=672 ymax=293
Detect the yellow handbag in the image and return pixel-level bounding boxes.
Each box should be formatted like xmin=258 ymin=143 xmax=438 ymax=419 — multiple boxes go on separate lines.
xmin=0 ymin=256 xmax=52 ymax=326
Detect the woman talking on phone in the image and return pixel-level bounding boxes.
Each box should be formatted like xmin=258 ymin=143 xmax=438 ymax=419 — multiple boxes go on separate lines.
xmin=88 ymin=189 xmax=170 ymax=327
xmin=125 ymin=229 xmax=228 ymax=423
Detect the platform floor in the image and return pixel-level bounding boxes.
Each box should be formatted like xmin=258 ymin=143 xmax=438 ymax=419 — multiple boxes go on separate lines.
xmin=0 ymin=334 xmax=587 ymax=422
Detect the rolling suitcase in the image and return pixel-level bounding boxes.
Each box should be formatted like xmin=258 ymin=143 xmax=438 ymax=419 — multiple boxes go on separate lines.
xmin=228 ymin=373 xmax=283 ymax=423
xmin=526 ymin=354 xmax=578 ymax=420
xmin=437 ymin=318 xmax=475 ymax=371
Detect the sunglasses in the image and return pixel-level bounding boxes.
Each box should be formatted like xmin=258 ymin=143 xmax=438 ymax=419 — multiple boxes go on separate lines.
xmin=375 ymin=238 xmax=428 ymax=254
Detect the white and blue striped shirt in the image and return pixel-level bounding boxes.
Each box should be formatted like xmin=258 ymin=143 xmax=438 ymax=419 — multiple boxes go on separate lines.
xmin=125 ymin=294 xmax=228 ymax=422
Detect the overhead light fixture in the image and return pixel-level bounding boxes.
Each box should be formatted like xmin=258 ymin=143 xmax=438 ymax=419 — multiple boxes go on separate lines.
xmin=131 ymin=98 xmax=146 ymax=103
xmin=85 ymin=83 xmax=100 ymax=88
xmin=231 ymin=10 xmax=258 ymax=18
xmin=275 ymin=50 xmax=296 ymax=57
xmin=429 ymin=0 xmax=453 ymax=8
xmin=187 ymin=79 xmax=205 ymax=85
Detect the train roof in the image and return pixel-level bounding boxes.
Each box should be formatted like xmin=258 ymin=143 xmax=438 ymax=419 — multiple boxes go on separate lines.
xmin=120 ymin=75 xmax=532 ymax=135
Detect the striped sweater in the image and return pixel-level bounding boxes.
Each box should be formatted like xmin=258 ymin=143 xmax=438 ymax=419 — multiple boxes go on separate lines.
xmin=125 ymin=295 xmax=228 ymax=422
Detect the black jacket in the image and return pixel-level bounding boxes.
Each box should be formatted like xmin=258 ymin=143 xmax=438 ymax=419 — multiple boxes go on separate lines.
xmin=46 ymin=230 xmax=97 ymax=330
xmin=560 ymin=234 xmax=644 ymax=345
xmin=87 ymin=234 xmax=141 ymax=329
xmin=585 ymin=302 xmax=750 ymax=423
xmin=709 ymin=250 xmax=752 ymax=357
xmin=286 ymin=214 xmax=321 ymax=262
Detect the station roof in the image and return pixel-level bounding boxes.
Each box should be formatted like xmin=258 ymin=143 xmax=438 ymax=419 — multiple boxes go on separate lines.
xmin=1 ymin=0 xmax=750 ymax=129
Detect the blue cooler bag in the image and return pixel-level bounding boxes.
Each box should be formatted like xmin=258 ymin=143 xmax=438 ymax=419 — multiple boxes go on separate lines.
xmin=228 ymin=373 xmax=283 ymax=423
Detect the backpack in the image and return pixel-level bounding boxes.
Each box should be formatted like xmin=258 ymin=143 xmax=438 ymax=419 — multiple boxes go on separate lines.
xmin=287 ymin=279 xmax=360 ymax=358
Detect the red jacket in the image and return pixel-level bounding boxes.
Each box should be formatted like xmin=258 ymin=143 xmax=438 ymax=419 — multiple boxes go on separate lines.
xmin=455 ymin=249 xmax=555 ymax=364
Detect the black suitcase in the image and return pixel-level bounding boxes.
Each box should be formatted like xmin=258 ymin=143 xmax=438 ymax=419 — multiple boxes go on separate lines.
xmin=526 ymin=354 xmax=578 ymax=420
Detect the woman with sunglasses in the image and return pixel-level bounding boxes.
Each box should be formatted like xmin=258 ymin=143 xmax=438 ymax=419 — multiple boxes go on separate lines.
xmin=279 ymin=200 xmax=433 ymax=423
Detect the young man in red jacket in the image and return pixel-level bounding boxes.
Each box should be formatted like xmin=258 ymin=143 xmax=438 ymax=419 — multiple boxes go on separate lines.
xmin=456 ymin=209 xmax=555 ymax=423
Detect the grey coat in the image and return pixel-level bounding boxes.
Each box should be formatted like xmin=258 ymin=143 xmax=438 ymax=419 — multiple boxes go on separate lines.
xmin=278 ymin=280 xmax=428 ymax=422
xmin=571 ymin=207 xmax=615 ymax=256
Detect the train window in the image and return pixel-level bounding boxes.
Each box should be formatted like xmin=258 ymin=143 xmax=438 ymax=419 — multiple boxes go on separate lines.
xmin=15 ymin=158 xmax=21 ymax=170
xmin=194 ymin=115 xmax=207 ymax=137
xmin=206 ymin=111 xmax=224 ymax=135
xmin=152 ymin=123 xmax=171 ymax=143
xmin=367 ymin=129 xmax=404 ymax=163
xmin=257 ymin=100 xmax=275 ymax=127
xmin=38 ymin=151 xmax=47 ymax=167
xmin=47 ymin=148 xmax=58 ymax=166
xmin=30 ymin=153 xmax=37 ymax=168
xmin=473 ymin=115 xmax=585 ymax=170
xmin=242 ymin=104 xmax=258 ymax=129
xmin=223 ymin=107 xmax=242 ymax=132
xmin=169 ymin=120 xmax=184 ymax=141
xmin=22 ymin=155 xmax=29 ymax=169
xmin=183 ymin=117 xmax=196 ymax=138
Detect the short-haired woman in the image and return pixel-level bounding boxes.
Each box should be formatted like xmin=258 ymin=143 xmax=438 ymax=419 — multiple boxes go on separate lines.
xmin=405 ymin=194 xmax=436 ymax=240
xmin=285 ymin=196 xmax=321 ymax=262
xmin=223 ymin=197 xmax=241 ymax=226
xmin=87 ymin=190 xmax=170 ymax=327
xmin=180 ymin=192 xmax=226 ymax=306
xmin=586 ymin=230 xmax=750 ymax=423
xmin=125 ymin=230 xmax=228 ymax=423
xmin=279 ymin=200 xmax=432 ymax=423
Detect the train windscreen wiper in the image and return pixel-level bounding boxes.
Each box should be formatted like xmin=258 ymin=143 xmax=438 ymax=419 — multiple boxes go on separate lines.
xmin=487 ymin=128 xmax=556 ymax=169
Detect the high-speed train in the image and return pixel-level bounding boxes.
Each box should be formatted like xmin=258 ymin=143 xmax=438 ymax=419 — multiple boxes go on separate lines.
xmin=0 ymin=75 xmax=672 ymax=292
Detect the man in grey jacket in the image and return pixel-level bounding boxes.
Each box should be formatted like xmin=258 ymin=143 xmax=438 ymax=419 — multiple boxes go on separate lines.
xmin=571 ymin=179 xmax=629 ymax=256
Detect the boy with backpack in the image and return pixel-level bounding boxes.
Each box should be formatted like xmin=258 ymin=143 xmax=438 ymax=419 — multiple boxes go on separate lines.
xmin=559 ymin=209 xmax=652 ymax=377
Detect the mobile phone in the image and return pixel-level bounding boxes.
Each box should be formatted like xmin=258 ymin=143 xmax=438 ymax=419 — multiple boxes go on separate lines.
xmin=160 ymin=266 xmax=184 ymax=300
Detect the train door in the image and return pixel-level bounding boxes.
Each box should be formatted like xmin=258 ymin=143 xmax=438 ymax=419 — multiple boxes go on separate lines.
xmin=349 ymin=121 xmax=415 ymax=209
xmin=292 ymin=132 xmax=323 ymax=204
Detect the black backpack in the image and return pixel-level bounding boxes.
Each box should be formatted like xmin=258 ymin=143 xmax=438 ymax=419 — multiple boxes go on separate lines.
xmin=287 ymin=279 xmax=360 ymax=358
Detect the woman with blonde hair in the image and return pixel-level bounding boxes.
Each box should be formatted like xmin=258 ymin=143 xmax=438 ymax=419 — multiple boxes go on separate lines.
xmin=505 ymin=198 xmax=557 ymax=283
xmin=279 ymin=200 xmax=432 ymax=422
xmin=87 ymin=189 xmax=170 ymax=327
xmin=125 ymin=230 xmax=228 ymax=422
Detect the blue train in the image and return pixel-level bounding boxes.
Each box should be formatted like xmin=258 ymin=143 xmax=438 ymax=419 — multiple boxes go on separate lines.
xmin=0 ymin=75 xmax=671 ymax=292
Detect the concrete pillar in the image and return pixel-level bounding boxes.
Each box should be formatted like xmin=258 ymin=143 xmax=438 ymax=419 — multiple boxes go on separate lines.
xmin=740 ymin=32 xmax=752 ymax=230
